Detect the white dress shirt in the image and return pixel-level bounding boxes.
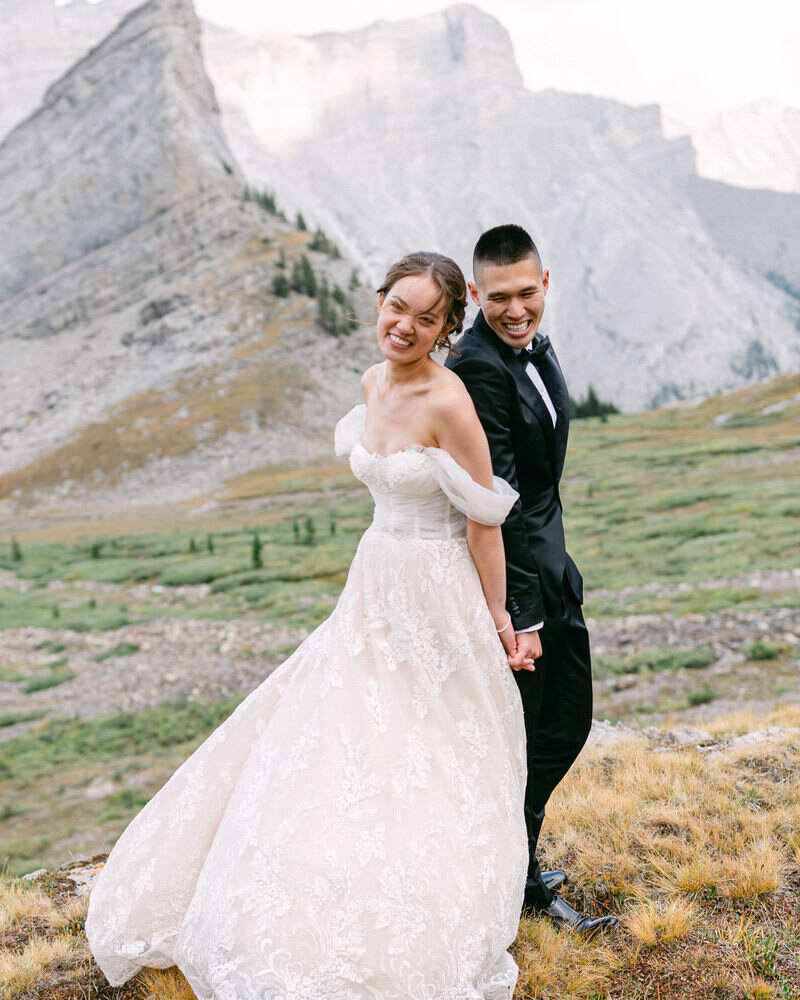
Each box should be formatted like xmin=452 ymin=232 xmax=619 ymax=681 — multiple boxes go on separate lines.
xmin=517 ymin=346 xmax=557 ymax=427
xmin=514 ymin=344 xmax=556 ymax=633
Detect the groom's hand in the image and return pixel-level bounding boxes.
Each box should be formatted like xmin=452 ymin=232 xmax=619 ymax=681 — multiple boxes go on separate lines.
xmin=509 ymin=630 xmax=541 ymax=672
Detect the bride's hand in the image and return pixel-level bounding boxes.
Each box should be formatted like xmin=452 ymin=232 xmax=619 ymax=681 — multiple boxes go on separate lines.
xmin=494 ymin=612 xmax=519 ymax=664
xmin=512 ymin=630 xmax=540 ymax=672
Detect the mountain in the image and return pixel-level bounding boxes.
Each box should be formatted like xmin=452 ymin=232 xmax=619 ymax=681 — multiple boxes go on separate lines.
xmin=684 ymin=177 xmax=800 ymax=310
xmin=0 ymin=0 xmax=238 ymax=300
xmin=0 ymin=0 xmax=139 ymax=143
xmin=2 ymin=2 xmax=799 ymax=415
xmin=0 ymin=0 xmax=373 ymax=504
xmin=200 ymin=6 xmax=800 ymax=410
xmin=686 ymin=100 xmax=800 ymax=195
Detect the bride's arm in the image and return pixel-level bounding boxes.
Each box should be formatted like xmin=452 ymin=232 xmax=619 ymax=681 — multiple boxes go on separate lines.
xmin=431 ymin=381 xmax=530 ymax=668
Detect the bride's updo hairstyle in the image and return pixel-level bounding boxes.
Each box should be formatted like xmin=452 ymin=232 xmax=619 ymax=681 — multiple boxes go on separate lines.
xmin=377 ymin=252 xmax=467 ymax=354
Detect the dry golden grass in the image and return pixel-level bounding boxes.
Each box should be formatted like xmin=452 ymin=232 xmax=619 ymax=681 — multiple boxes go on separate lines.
xmin=514 ymin=726 xmax=800 ymax=998
xmin=3 ymin=714 xmax=799 ymax=999
xmin=626 ymin=897 xmax=700 ymax=947
xmin=511 ymin=917 xmax=620 ymax=998
xmin=543 ymin=737 xmax=797 ymax=899
xmin=738 ymin=972 xmax=778 ymax=999
xmin=0 ymin=881 xmax=60 ymax=933
xmin=137 ymin=966 xmax=198 ymax=999
xmin=0 ymin=350 xmax=312 ymax=499
xmin=706 ymin=704 xmax=800 ymax=735
xmin=0 ymin=934 xmax=82 ymax=999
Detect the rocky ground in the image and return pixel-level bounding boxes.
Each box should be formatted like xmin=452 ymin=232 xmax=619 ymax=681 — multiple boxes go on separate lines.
xmin=1 ymin=569 xmax=798 ymax=742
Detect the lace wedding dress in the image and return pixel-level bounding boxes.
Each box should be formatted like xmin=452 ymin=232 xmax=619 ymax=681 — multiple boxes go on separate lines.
xmin=86 ymin=403 xmax=528 ymax=1000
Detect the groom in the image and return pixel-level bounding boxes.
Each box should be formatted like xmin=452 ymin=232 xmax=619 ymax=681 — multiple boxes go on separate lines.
xmin=447 ymin=224 xmax=618 ymax=935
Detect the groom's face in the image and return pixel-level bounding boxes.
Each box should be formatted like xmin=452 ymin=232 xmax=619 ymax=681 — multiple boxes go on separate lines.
xmin=469 ymin=256 xmax=549 ymax=350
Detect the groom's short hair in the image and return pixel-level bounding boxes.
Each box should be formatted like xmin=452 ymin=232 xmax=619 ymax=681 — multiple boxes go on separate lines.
xmin=473 ymin=224 xmax=542 ymax=277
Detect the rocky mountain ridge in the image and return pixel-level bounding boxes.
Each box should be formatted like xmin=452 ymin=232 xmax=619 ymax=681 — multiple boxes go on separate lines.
xmin=1 ymin=0 xmax=799 ymax=505
xmin=680 ymin=99 xmax=800 ymax=195
xmin=0 ymin=0 xmax=375 ymax=502
xmin=202 ymin=7 xmax=800 ymax=409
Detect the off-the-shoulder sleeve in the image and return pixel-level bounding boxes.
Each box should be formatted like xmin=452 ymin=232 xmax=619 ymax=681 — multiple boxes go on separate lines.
xmin=334 ymin=403 xmax=367 ymax=457
xmin=426 ymin=448 xmax=519 ymax=526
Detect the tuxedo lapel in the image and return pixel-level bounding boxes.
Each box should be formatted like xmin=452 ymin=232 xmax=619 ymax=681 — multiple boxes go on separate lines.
xmin=474 ymin=313 xmax=558 ymax=469
xmin=533 ymin=348 xmax=570 ymax=481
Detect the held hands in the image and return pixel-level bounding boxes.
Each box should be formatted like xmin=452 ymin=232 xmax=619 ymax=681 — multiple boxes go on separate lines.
xmin=494 ymin=613 xmax=540 ymax=672
xmin=510 ymin=630 xmax=541 ymax=672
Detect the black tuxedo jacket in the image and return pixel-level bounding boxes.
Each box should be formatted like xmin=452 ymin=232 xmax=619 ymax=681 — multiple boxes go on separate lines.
xmin=446 ymin=310 xmax=583 ymax=629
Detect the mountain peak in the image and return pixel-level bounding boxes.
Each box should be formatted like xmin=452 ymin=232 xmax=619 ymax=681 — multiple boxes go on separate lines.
xmin=0 ymin=0 xmax=237 ymax=300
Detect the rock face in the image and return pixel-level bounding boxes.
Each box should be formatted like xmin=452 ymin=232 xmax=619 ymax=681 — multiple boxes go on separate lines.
xmin=1 ymin=1 xmax=798 ymax=436
xmin=684 ymin=176 xmax=800 ymax=309
xmin=0 ymin=0 xmax=138 ymax=142
xmin=0 ymin=0 xmax=237 ymax=299
xmin=201 ymin=6 xmax=800 ymax=410
xmin=686 ymin=100 xmax=800 ymax=195
xmin=0 ymin=0 xmax=373 ymax=499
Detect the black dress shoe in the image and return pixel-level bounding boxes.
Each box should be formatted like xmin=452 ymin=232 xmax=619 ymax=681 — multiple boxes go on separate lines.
xmin=540 ymin=869 xmax=567 ymax=892
xmin=542 ymin=895 xmax=620 ymax=936
xmin=522 ymin=871 xmax=566 ymax=915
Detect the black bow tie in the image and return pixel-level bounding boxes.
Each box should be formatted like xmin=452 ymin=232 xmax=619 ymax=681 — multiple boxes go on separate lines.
xmin=517 ymin=334 xmax=550 ymax=366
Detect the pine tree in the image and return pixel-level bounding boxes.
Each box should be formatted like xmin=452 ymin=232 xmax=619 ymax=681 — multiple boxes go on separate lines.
xmin=291 ymin=255 xmax=317 ymax=297
xmin=251 ymin=532 xmax=263 ymax=568
xmin=296 ymin=211 xmax=307 ymax=231
xmin=300 ymin=255 xmax=317 ymax=296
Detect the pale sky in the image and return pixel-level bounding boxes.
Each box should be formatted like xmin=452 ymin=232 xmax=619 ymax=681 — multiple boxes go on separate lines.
xmin=194 ymin=0 xmax=800 ymax=128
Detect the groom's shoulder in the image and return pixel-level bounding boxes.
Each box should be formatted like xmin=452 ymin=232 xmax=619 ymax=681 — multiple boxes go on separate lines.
xmin=447 ymin=324 xmax=505 ymax=375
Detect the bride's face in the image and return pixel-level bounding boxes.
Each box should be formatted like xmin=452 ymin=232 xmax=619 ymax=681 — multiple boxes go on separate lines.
xmin=376 ymin=274 xmax=448 ymax=364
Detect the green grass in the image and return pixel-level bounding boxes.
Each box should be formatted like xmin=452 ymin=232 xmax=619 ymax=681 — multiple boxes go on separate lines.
xmin=92 ymin=642 xmax=140 ymax=662
xmin=686 ymin=684 xmax=719 ymax=707
xmin=0 ymin=510 xmax=363 ymax=634
xmin=0 ymin=696 xmax=243 ymax=777
xmin=594 ymin=646 xmax=716 ymax=678
xmin=22 ymin=669 xmax=76 ymax=693
xmin=0 ymin=710 xmax=47 ymax=728
xmin=0 ymin=696 xmax=243 ymax=874
xmin=743 ymin=640 xmax=782 ymax=661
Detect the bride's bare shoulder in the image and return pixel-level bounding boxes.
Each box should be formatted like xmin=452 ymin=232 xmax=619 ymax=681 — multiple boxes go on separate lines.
xmin=360 ymin=363 xmax=383 ymax=400
xmin=429 ymin=364 xmax=476 ymax=416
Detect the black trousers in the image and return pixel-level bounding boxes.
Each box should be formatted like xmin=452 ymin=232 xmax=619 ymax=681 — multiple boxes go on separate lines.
xmin=513 ymin=590 xmax=593 ymax=908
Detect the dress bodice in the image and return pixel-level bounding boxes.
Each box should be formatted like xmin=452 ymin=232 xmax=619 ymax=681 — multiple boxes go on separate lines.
xmin=335 ymin=404 xmax=518 ymax=540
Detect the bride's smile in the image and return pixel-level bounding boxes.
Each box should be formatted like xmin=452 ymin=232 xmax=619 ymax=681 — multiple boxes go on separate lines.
xmin=376 ymin=273 xmax=448 ymax=363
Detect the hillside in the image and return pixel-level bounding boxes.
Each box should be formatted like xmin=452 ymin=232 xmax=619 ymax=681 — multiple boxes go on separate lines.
xmin=0 ymin=369 xmax=797 ymax=860
xmin=0 ymin=0 xmax=376 ymax=503
xmin=0 ymin=371 xmax=798 ymax=999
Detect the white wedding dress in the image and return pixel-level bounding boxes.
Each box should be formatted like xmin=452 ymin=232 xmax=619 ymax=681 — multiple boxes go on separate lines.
xmin=86 ymin=404 xmax=528 ymax=1000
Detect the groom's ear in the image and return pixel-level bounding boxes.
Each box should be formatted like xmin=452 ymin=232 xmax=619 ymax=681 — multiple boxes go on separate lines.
xmin=467 ymin=281 xmax=481 ymax=307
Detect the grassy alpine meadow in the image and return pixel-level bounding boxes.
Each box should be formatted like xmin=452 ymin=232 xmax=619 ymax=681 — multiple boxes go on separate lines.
xmin=1 ymin=718 xmax=799 ymax=1000
xmin=0 ymin=372 xmax=798 ymax=998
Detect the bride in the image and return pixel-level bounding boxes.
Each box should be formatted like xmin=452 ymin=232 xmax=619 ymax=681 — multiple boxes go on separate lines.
xmin=86 ymin=251 xmax=534 ymax=1000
